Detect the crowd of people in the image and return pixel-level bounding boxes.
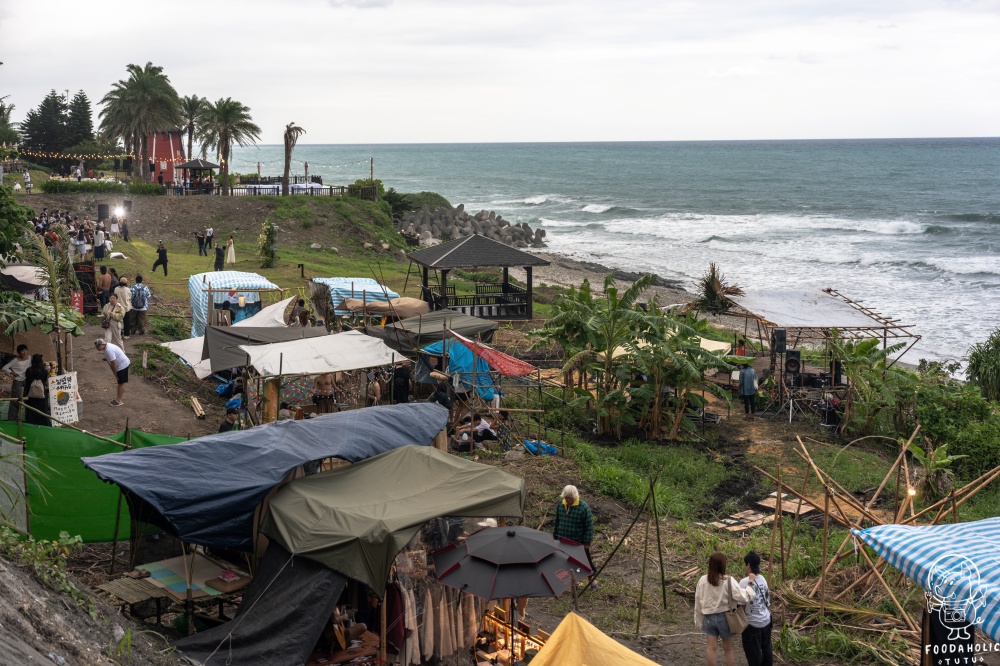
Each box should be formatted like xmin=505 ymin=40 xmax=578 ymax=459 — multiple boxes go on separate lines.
xmin=28 ymin=207 xmax=129 ymax=262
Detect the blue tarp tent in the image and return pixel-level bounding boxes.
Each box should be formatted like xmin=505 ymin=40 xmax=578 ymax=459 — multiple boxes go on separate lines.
xmin=82 ymin=403 xmax=449 ymax=551
xmin=188 ymin=271 xmax=280 ymax=336
xmin=311 ymin=277 xmax=399 ymax=316
xmin=852 ymin=517 xmax=1000 ymax=642
xmin=422 ymin=338 xmax=496 ymax=401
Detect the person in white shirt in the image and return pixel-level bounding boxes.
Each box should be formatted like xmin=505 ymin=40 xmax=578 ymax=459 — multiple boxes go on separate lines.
xmin=205 ymin=226 xmax=214 ymax=249
xmin=694 ymin=552 xmax=755 ymax=666
xmin=95 ymin=339 xmax=130 ymax=406
xmin=2 ymin=344 xmax=30 ymax=420
xmin=738 ymin=552 xmax=773 ymax=666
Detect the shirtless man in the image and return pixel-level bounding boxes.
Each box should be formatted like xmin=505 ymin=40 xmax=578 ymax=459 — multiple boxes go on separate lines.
xmin=313 ymin=372 xmax=336 ymax=414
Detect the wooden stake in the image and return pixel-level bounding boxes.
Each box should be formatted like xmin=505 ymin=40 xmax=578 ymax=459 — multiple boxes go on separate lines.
xmin=635 ymin=497 xmax=652 ymax=638
xmin=857 ymin=542 xmax=919 ymax=634
xmin=768 ymin=466 xmax=781 ymax=580
xmin=650 ymin=471 xmax=668 ymax=609
xmin=819 ymin=490 xmax=830 ymax=634
xmin=784 ymin=469 xmax=811 ymax=569
xmin=865 ymin=426 xmax=920 ymax=511
xmin=777 ymin=472 xmax=786 ymax=581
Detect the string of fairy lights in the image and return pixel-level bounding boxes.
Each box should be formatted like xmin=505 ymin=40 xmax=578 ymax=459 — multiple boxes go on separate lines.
xmin=11 ymin=147 xmax=374 ymax=175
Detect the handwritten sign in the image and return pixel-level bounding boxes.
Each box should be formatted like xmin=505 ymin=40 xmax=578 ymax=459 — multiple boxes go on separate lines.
xmin=47 ymin=372 xmax=79 ymax=426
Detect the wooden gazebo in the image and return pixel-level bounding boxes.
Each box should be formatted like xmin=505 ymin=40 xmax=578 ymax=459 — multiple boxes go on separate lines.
xmin=406 ymin=235 xmax=550 ymax=320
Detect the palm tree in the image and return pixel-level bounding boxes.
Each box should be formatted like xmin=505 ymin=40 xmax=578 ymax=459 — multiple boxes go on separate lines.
xmin=282 ymin=122 xmax=306 ymax=196
xmin=180 ymin=95 xmax=204 ymax=164
xmin=98 ymin=62 xmax=182 ymax=180
xmin=692 ymin=262 xmax=744 ymax=314
xmin=199 ymin=98 xmax=261 ymax=196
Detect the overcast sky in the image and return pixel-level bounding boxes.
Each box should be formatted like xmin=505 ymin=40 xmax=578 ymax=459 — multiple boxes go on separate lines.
xmin=3 ymin=0 xmax=998 ymax=143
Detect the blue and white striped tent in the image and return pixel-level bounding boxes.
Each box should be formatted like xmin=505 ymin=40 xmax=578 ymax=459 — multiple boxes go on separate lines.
xmin=852 ymin=517 xmax=1000 ymax=642
xmin=311 ymin=277 xmax=399 ymax=316
xmin=188 ymin=271 xmax=280 ymax=337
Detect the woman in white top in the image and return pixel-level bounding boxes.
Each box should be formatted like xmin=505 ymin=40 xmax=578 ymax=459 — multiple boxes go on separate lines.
xmin=226 ymin=236 xmax=236 ymax=265
xmin=110 ymin=217 xmax=120 ymax=240
xmin=693 ymin=552 xmax=755 ymax=666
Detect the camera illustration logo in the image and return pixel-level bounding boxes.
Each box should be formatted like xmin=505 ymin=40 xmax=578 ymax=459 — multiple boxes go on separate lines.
xmin=925 ymin=553 xmax=987 ymax=641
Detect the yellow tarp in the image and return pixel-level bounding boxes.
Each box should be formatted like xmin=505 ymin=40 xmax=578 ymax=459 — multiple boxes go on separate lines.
xmin=530 ymin=612 xmax=659 ymax=666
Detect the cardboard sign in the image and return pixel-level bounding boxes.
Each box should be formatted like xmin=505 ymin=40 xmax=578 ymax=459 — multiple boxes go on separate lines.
xmin=47 ymin=372 xmax=79 ymax=426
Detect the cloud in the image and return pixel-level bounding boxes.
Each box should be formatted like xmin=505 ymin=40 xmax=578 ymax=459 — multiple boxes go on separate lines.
xmin=328 ymin=0 xmax=392 ymax=7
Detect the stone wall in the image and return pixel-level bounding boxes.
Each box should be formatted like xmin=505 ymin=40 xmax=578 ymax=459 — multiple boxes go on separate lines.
xmin=397 ymin=203 xmax=546 ymax=248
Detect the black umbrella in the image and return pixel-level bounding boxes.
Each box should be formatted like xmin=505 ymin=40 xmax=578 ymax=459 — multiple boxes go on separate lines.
xmin=432 ymin=526 xmax=592 ymax=656
xmin=433 ymin=526 xmax=591 ymax=600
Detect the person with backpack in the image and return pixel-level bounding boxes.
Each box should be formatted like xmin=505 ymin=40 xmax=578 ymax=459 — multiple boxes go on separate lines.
xmin=129 ymin=275 xmax=151 ymax=335
xmin=23 ymin=354 xmax=51 ymax=426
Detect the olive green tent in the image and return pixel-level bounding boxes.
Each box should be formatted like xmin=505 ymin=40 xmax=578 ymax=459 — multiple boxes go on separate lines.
xmin=260 ymin=445 xmax=524 ymax=597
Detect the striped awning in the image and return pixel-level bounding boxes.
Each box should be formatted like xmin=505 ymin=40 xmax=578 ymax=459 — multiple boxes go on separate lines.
xmin=188 ymin=271 xmax=280 ymax=337
xmin=852 ymin=518 xmax=1000 ymax=642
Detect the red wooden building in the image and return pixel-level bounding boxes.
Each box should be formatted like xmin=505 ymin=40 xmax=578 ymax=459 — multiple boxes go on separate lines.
xmin=148 ymin=130 xmax=185 ymax=184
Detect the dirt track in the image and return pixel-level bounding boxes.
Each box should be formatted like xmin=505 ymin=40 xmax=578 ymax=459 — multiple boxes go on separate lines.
xmin=72 ymin=323 xmax=221 ymax=438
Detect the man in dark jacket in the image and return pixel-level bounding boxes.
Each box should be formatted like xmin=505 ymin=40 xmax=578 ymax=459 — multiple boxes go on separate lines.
xmin=152 ymin=241 xmax=169 ymax=276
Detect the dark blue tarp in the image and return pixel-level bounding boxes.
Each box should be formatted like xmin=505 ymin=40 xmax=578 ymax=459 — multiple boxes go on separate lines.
xmin=81 ymin=403 xmax=449 ymax=551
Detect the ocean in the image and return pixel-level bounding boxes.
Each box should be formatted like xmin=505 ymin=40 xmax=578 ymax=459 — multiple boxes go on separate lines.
xmin=230 ymin=139 xmax=1000 ymax=364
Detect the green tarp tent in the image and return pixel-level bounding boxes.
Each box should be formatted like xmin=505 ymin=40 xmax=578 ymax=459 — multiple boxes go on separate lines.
xmin=260 ymin=445 xmax=525 ymax=596
xmin=0 ymin=423 xmax=184 ymax=541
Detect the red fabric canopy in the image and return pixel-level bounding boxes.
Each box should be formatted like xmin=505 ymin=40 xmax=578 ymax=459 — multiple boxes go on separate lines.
xmin=448 ymin=330 xmax=537 ymax=377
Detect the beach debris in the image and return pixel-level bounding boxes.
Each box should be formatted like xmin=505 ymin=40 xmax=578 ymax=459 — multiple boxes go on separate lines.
xmin=397 ymin=203 xmax=547 ymax=248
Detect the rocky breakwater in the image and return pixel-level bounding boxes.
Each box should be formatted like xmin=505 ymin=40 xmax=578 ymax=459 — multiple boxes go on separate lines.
xmin=397 ymin=204 xmax=547 ymax=248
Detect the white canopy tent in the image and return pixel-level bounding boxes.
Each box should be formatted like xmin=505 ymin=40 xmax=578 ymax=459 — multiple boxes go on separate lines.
xmin=238 ymin=330 xmax=399 ymax=376
xmin=730 ymin=290 xmax=881 ymax=329
xmin=162 ymin=297 xmax=295 ymax=379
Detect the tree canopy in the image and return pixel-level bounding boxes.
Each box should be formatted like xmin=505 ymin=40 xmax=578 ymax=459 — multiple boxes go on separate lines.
xmin=198 ymin=97 xmax=260 ymax=196
xmin=0 ymin=184 xmax=34 ymax=267
xmin=99 ymin=62 xmax=182 ymax=180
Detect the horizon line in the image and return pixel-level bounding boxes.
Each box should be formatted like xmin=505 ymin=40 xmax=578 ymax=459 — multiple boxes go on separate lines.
xmin=233 ymin=136 xmax=1000 ymax=147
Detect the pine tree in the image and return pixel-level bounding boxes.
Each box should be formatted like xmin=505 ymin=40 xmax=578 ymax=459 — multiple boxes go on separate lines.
xmin=18 ymin=90 xmax=69 ymax=154
xmin=65 ymin=91 xmax=94 ymax=147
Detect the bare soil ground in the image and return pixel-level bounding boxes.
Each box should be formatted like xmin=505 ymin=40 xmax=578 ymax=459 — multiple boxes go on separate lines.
xmin=73 ymin=323 xmax=222 ymax=438
xmin=0 ymin=556 xmax=186 ymax=665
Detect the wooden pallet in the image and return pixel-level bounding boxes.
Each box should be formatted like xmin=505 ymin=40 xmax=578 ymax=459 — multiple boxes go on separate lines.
xmin=757 ymin=491 xmax=816 ymax=515
xmin=96 ymin=577 xmax=169 ymax=606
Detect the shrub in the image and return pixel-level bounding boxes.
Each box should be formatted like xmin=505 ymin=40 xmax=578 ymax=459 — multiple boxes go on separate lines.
xmin=258 ymin=218 xmax=279 ymax=268
xmin=38 ymin=179 xmax=166 ymax=195
xmin=41 ymin=180 xmax=126 ymax=194
xmin=126 ymin=181 xmax=166 ymax=196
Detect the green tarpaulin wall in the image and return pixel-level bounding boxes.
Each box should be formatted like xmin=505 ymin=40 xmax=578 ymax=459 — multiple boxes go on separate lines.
xmin=0 ymin=423 xmax=185 ymax=542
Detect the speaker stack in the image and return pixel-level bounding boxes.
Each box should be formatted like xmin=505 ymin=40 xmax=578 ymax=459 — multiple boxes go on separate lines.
xmin=771 ymin=328 xmax=786 ymax=354
xmin=97 ymin=204 xmax=110 ymax=221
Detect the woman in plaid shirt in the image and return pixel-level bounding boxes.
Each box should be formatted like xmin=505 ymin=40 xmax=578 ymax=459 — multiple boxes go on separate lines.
xmin=553 ymin=485 xmax=597 ymax=587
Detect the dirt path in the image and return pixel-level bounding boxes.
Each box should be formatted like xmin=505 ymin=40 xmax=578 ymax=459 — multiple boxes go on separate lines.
xmin=71 ymin=324 xmax=220 ymax=438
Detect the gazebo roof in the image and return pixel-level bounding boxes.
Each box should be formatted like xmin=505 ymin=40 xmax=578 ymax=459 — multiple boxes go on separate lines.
xmin=175 ymin=158 xmax=220 ymax=170
xmin=406 ymin=234 xmax=550 ymax=269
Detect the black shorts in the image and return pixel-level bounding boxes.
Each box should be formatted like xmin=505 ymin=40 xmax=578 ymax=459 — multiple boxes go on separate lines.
xmin=116 ymin=367 xmax=129 ymax=385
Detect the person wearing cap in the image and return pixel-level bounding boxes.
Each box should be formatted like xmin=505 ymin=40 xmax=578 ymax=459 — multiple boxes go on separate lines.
xmin=95 ymin=338 xmax=130 ymax=406
xmin=219 ymin=407 xmax=240 ymax=433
